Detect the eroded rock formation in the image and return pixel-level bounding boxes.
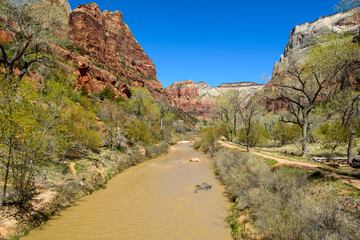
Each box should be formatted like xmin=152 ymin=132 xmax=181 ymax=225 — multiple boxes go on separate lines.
xmin=68 ymin=3 xmax=163 ymax=96
xmin=266 ymin=9 xmax=360 ymax=111
xmin=166 ymin=80 xmax=264 ymax=117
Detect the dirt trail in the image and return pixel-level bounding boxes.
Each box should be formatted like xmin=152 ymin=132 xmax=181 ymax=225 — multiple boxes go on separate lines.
xmin=219 ymin=141 xmax=360 ymax=189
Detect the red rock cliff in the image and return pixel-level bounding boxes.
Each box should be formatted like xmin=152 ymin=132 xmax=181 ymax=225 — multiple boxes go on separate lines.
xmin=68 ymin=3 xmax=163 ymax=96
xmin=166 ymin=80 xmax=264 ymax=118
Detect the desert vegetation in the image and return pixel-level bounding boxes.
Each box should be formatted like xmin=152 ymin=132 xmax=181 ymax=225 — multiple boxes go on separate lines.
xmin=210 ymin=26 xmax=360 ymax=167
xmin=0 ymin=0 xmax=196 ymax=238
xmin=1 ymin=0 xmax=360 ymax=239
xmin=213 ymin=149 xmax=360 ymax=239
xmin=194 ymin=131 xmax=360 ymax=239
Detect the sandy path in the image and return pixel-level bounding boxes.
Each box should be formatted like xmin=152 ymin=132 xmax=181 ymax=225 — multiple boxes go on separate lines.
xmin=219 ymin=141 xmax=360 ymax=189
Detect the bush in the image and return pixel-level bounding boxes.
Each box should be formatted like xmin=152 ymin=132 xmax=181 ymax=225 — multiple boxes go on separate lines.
xmin=273 ymin=122 xmax=302 ymax=145
xmin=145 ymin=142 xmax=169 ymax=158
xmin=193 ymin=127 xmax=222 ymax=153
xmin=315 ymin=120 xmax=350 ymax=152
xmin=238 ymin=122 xmax=270 ymax=147
xmin=99 ymin=86 xmax=116 ymax=101
xmin=212 ymin=149 xmax=360 ymax=239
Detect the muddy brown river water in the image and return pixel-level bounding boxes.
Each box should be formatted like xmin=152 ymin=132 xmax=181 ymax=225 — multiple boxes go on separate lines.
xmin=22 ymin=142 xmax=232 ymax=240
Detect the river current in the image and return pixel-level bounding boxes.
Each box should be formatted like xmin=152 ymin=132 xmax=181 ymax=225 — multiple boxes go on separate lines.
xmin=23 ymin=142 xmax=232 ymax=240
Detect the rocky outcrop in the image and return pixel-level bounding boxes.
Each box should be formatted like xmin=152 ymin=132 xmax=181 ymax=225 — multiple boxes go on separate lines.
xmin=68 ymin=3 xmax=163 ymax=96
xmin=267 ymin=9 xmax=360 ymax=112
xmin=273 ymin=9 xmax=359 ymax=71
xmin=0 ymin=1 xmax=163 ymax=98
xmin=284 ymin=9 xmax=359 ymax=58
xmin=166 ymin=80 xmax=264 ymax=117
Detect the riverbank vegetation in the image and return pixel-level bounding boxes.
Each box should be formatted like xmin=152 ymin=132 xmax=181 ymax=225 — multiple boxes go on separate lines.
xmin=214 ymin=149 xmax=360 ymax=239
xmin=0 ymin=1 xmax=194 ymax=238
xmin=194 ymin=130 xmax=360 ymax=239
xmin=207 ymin=16 xmax=360 ymax=176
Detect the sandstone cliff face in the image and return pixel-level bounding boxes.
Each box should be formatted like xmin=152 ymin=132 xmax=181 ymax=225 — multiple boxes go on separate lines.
xmin=267 ymin=9 xmax=360 ymax=112
xmin=68 ymin=3 xmax=162 ymax=97
xmin=273 ymin=9 xmax=359 ymax=72
xmin=284 ymin=9 xmax=359 ymax=58
xmin=166 ymin=80 xmax=264 ymax=117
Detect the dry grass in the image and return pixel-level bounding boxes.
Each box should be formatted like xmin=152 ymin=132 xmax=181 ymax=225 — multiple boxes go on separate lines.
xmin=212 ymin=149 xmax=360 ymax=240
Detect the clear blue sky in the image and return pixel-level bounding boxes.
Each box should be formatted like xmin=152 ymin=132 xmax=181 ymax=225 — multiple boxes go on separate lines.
xmin=68 ymin=0 xmax=339 ymax=87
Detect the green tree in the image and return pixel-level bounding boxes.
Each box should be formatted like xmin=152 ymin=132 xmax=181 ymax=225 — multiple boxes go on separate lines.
xmin=216 ymin=90 xmax=241 ymax=142
xmin=271 ymin=33 xmax=360 ymax=156
xmin=121 ymin=87 xmax=161 ymax=144
xmin=239 ymin=122 xmax=270 ymax=148
xmin=0 ymin=0 xmax=67 ymax=84
xmin=156 ymin=95 xmax=175 ymax=141
xmin=99 ymin=86 xmax=116 ymax=101
xmin=99 ymin=100 xmax=127 ymax=150
xmin=0 ymin=76 xmax=45 ymax=205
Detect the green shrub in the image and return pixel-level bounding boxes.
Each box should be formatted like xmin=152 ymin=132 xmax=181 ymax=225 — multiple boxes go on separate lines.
xmin=145 ymin=142 xmax=169 ymax=158
xmin=238 ymin=122 xmax=270 ymax=147
xmin=99 ymin=86 xmax=116 ymax=101
xmin=212 ymin=149 xmax=360 ymax=239
xmin=315 ymin=120 xmax=351 ymax=151
xmin=80 ymin=85 xmax=89 ymax=96
xmin=273 ymin=122 xmax=302 ymax=145
xmin=193 ymin=127 xmax=222 ymax=153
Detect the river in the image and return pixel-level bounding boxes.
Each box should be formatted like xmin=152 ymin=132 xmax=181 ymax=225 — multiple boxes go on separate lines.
xmin=23 ymin=142 xmax=232 ymax=240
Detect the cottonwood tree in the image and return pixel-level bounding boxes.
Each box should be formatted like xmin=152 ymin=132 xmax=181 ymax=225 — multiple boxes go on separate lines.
xmin=155 ymin=95 xmax=173 ymax=132
xmin=155 ymin=95 xmax=174 ymax=141
xmin=99 ymin=100 xmax=127 ymax=150
xmin=216 ymin=90 xmax=241 ymax=142
xmin=272 ymin=33 xmax=360 ymax=156
xmin=0 ymin=0 xmax=69 ymax=205
xmin=0 ymin=75 xmax=46 ymax=205
xmin=315 ymin=89 xmax=360 ymax=153
xmin=239 ymin=96 xmax=262 ymax=152
xmin=0 ymin=0 xmax=67 ymax=85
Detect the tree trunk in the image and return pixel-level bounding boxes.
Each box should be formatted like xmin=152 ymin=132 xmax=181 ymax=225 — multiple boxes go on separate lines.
xmin=2 ymin=145 xmax=12 ymax=206
xmin=347 ymin=130 xmax=356 ymax=165
xmin=302 ymin=116 xmax=308 ymax=157
xmin=246 ymin=134 xmax=250 ymax=152
xmin=233 ymin=114 xmax=237 ymax=143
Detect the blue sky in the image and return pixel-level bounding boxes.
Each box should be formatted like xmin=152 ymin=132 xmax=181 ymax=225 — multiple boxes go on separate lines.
xmin=68 ymin=0 xmax=339 ymax=87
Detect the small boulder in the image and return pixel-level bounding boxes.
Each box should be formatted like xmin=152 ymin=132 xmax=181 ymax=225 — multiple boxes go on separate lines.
xmin=189 ymin=157 xmax=201 ymax=162
xmin=194 ymin=182 xmax=212 ymax=193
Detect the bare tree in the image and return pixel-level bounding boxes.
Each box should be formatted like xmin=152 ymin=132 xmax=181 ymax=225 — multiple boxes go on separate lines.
xmin=217 ymin=90 xmax=242 ymax=142
xmin=155 ymin=95 xmax=173 ymax=133
xmin=99 ymin=101 xmax=127 ymax=150
xmin=272 ymin=34 xmax=360 ymax=156
xmin=239 ymin=96 xmax=262 ymax=152
xmin=0 ymin=0 xmax=68 ymax=85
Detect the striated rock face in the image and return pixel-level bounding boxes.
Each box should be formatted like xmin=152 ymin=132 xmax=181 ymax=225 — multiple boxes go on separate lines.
xmin=267 ymin=9 xmax=360 ymax=112
xmin=284 ymin=9 xmax=359 ymax=58
xmin=166 ymin=80 xmax=264 ymax=117
xmin=272 ymin=9 xmax=359 ymax=74
xmin=68 ymin=3 xmax=163 ymax=96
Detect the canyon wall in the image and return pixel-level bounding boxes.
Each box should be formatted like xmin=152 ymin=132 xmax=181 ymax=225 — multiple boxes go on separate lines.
xmin=68 ymin=3 xmax=163 ymax=97
xmin=266 ymin=8 xmax=360 ymax=111
xmin=166 ymin=80 xmax=264 ymax=117
xmin=272 ymin=8 xmax=359 ymax=79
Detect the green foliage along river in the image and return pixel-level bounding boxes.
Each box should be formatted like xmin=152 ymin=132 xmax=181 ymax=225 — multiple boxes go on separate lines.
xmin=22 ymin=142 xmax=232 ymax=240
